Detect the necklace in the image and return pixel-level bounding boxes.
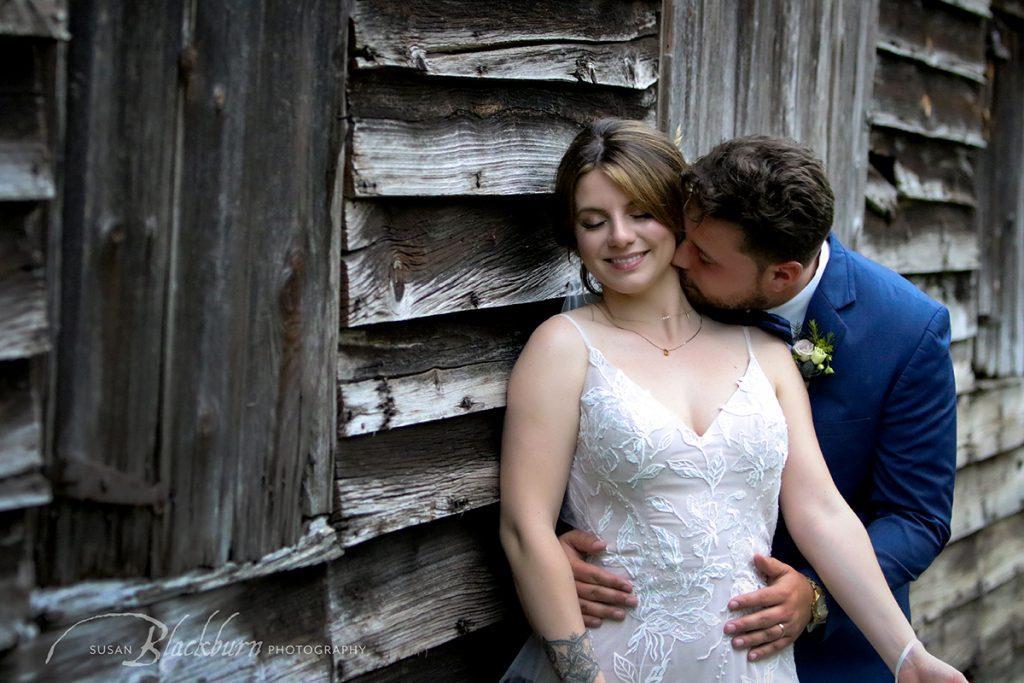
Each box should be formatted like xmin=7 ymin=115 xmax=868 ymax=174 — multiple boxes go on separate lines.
xmin=604 ymin=307 xmax=694 ymax=323
xmin=600 ymin=302 xmax=703 ymax=357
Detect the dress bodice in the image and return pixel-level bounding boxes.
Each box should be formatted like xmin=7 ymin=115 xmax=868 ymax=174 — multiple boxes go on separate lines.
xmin=541 ymin=314 xmax=798 ymax=682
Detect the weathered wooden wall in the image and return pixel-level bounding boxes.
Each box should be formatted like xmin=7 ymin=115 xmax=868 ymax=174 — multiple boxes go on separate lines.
xmin=659 ymin=0 xmax=879 ymax=246
xmin=0 ymin=0 xmax=1021 ymax=680
xmin=865 ymin=1 xmax=1024 ymax=680
xmin=0 ymin=0 xmax=64 ymax=654
xmin=661 ymin=0 xmax=1024 ymax=679
xmin=32 ymin=0 xmax=343 ymax=586
xmin=332 ymin=0 xmax=662 ymax=678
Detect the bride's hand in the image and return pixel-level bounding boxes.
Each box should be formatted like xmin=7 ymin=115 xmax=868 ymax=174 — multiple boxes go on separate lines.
xmin=896 ymin=642 xmax=967 ymax=683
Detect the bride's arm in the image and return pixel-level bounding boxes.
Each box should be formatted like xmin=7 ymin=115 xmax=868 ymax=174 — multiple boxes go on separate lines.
xmin=762 ymin=339 xmax=964 ymax=682
xmin=499 ymin=316 xmax=605 ymax=683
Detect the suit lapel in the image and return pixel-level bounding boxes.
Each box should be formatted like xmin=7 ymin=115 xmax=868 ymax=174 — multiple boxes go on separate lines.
xmin=803 ymin=234 xmax=855 ymax=353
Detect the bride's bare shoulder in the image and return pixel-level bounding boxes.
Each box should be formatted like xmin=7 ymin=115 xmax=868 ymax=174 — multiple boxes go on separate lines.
xmin=747 ymin=326 xmax=801 ymax=384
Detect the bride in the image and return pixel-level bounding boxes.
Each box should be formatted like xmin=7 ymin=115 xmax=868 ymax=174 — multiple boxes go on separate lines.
xmin=498 ymin=119 xmax=964 ymax=683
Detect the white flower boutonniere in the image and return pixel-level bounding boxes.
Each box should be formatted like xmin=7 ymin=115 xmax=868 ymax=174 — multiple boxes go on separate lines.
xmin=792 ymin=320 xmax=835 ymax=381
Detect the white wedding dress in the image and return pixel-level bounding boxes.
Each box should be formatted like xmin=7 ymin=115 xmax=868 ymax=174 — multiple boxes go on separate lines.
xmin=500 ymin=315 xmax=799 ymax=682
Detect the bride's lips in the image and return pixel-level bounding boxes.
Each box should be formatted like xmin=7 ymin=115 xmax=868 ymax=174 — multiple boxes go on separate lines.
xmin=605 ymin=250 xmax=650 ymax=271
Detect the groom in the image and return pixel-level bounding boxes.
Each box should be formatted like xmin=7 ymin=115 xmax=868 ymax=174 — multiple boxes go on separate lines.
xmin=558 ymin=136 xmax=957 ymax=682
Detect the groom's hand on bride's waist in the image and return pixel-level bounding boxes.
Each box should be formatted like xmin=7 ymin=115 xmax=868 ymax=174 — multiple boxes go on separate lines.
xmin=558 ymin=529 xmax=638 ymax=628
xmin=724 ymin=554 xmax=814 ymax=662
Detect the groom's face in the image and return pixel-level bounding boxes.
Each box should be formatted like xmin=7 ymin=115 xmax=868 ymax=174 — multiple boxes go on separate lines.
xmin=672 ymin=214 xmax=772 ymax=312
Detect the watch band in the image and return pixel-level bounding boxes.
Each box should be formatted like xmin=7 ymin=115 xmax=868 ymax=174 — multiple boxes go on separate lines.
xmin=805 ymin=577 xmax=828 ymax=633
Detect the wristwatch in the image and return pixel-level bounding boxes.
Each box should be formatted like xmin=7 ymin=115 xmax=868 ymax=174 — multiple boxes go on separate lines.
xmin=805 ymin=577 xmax=828 ymax=633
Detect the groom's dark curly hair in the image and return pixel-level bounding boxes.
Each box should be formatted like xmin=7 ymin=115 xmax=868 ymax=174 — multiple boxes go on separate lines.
xmin=682 ymin=135 xmax=834 ymax=268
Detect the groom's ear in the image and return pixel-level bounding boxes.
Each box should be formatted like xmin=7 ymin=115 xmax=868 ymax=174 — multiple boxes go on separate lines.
xmin=764 ymin=261 xmax=804 ymax=292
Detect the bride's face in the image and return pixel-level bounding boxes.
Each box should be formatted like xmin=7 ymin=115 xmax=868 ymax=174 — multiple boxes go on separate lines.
xmin=573 ymin=169 xmax=677 ymax=296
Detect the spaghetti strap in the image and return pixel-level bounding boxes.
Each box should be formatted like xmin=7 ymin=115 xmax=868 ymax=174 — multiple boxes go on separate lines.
xmin=742 ymin=326 xmax=755 ymax=358
xmin=557 ymin=313 xmax=593 ymax=351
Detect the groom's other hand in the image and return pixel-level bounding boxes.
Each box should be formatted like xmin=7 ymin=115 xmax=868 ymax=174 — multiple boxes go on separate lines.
xmin=724 ymin=554 xmax=813 ymax=661
xmin=558 ymin=529 xmax=637 ymax=628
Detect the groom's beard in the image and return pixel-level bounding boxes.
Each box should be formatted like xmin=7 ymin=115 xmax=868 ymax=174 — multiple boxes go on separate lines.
xmin=679 ymin=270 xmax=771 ymax=316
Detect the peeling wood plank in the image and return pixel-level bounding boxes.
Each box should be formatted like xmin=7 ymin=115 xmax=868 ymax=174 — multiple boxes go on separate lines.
xmin=949 ymin=446 xmax=1024 ymax=543
xmin=350 ymin=117 xmax=602 ymax=197
xmin=339 ymin=360 xmax=512 ymax=437
xmin=30 ymin=516 xmax=341 ymax=628
xmin=351 ymin=0 xmax=659 ymax=66
xmin=358 ymin=37 xmax=659 ymax=90
xmin=326 ymin=508 xmax=510 ymax=680
xmin=876 ymin=41 xmax=986 ymax=83
xmin=951 ymin=338 xmax=976 ymax=395
xmin=869 ymin=129 xmax=978 ymax=207
xmin=906 ymin=271 xmax=978 ymax=343
xmin=859 ymin=201 xmax=979 ymax=274
xmin=342 ymin=199 xmax=581 ymax=325
xmin=0 ymin=141 xmax=54 ymax=201
xmin=337 ymin=302 xmax=553 ymax=382
xmin=869 ymin=53 xmax=986 ymax=147
xmin=956 ymin=378 xmax=1024 ymax=467
xmin=0 ymin=0 xmax=68 ymax=38
xmin=347 ymin=69 xmax=658 ymax=129
xmin=0 ymin=269 xmax=48 ymax=360
xmin=911 ymin=510 xmax=1024 ymax=624
xmin=878 ymin=0 xmax=987 ymax=83
xmin=334 ymin=411 xmax=502 ymax=548
xmin=865 ymin=163 xmax=898 ymax=217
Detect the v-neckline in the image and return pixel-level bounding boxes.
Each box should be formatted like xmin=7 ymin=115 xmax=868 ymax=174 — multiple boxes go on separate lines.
xmin=588 ymin=347 xmax=756 ymax=440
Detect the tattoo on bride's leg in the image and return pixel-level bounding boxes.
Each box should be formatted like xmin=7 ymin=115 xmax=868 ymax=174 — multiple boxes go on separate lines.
xmin=541 ymin=631 xmax=601 ymax=683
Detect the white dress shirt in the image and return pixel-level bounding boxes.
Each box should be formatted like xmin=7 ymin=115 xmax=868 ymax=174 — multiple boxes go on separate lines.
xmin=766 ymin=239 xmax=830 ymax=338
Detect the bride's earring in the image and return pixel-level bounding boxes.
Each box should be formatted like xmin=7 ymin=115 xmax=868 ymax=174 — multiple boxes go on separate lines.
xmin=579 ymin=262 xmax=602 ymax=296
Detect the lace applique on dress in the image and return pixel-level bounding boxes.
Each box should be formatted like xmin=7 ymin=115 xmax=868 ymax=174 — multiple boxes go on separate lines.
xmin=502 ymin=315 xmax=799 ymax=683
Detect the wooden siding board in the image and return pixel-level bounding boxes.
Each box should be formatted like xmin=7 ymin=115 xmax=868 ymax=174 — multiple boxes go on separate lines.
xmin=342 ymin=199 xmax=580 ymax=325
xmin=956 ymin=379 xmax=1024 ymax=468
xmin=30 ymin=516 xmax=341 ymax=629
xmin=337 ymin=303 xmax=550 ymax=382
xmin=878 ymin=0 xmax=987 ymax=83
xmin=869 ymin=52 xmax=986 ymax=147
xmin=326 ymin=508 xmax=510 ymax=680
xmin=0 ymin=214 xmax=48 ymax=360
xmin=351 ymin=0 xmax=659 ymax=64
xmin=662 ymin=0 xmax=877 ymax=244
xmin=949 ymin=446 xmax=1024 ymax=543
xmin=975 ymin=15 xmax=1024 ymax=377
xmin=860 ymin=201 xmax=979 ymax=273
xmin=358 ymin=37 xmax=659 ymax=90
xmin=38 ymin=0 xmax=184 ymax=584
xmin=869 ymin=129 xmax=979 ymax=207
xmin=0 ymin=0 xmax=68 ymax=39
xmin=334 ymin=410 xmax=502 ymax=548
xmin=906 ymin=272 xmax=978 ymax=343
xmin=153 ymin=0 xmax=342 ymax=576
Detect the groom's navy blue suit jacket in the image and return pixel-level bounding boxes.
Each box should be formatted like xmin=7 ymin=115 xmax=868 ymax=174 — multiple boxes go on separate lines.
xmin=771 ymin=234 xmax=957 ymax=682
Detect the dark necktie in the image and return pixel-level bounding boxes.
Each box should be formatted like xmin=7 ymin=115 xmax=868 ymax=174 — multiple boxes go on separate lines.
xmin=749 ymin=311 xmax=795 ymax=345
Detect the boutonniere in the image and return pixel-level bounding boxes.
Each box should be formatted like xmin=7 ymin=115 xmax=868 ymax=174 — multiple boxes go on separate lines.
xmin=792 ymin=320 xmax=835 ymax=381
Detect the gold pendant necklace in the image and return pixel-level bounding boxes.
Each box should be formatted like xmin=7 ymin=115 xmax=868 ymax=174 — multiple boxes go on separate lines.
xmin=600 ymin=303 xmax=703 ymax=357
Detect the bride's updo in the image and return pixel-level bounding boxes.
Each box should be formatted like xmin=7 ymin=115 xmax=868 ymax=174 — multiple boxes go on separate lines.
xmin=553 ymin=118 xmax=688 ymax=254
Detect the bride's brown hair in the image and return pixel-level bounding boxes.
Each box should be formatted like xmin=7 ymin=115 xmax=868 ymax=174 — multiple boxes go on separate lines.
xmin=553 ymin=118 xmax=687 ymax=256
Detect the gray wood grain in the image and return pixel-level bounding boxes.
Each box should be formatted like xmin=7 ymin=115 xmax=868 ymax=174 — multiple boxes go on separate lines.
xmin=342 ymin=199 xmax=580 ymax=325
xmin=661 ymin=0 xmax=877 ymax=245
xmin=975 ymin=14 xmax=1024 ymax=377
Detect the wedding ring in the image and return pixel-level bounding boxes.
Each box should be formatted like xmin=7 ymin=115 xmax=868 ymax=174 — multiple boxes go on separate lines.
xmin=775 ymin=623 xmax=785 ymax=639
